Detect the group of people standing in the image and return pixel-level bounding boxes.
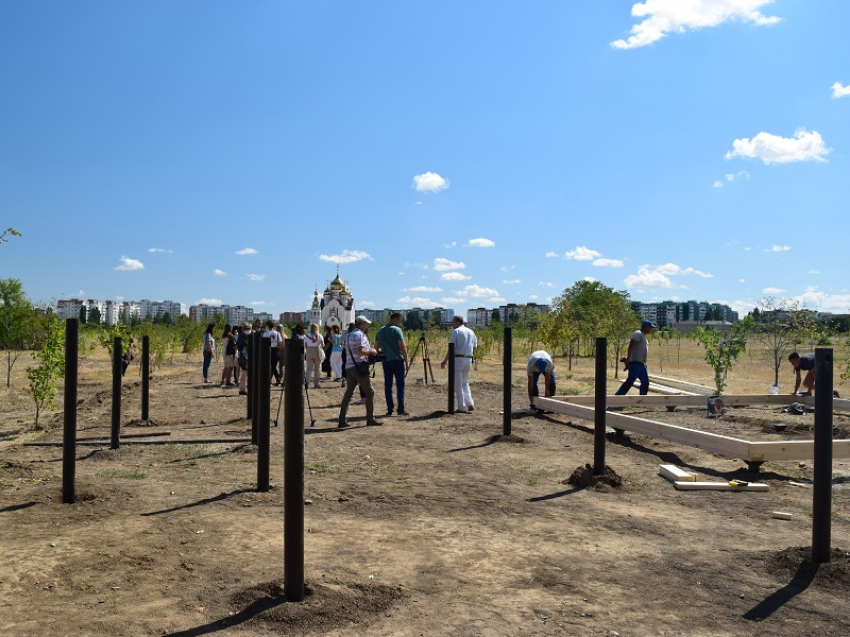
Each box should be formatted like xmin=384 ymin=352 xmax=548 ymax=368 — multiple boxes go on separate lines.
xmin=201 ymin=319 xmax=288 ymax=394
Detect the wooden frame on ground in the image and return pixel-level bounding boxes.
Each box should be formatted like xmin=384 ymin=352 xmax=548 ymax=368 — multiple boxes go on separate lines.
xmin=533 ymin=394 xmax=850 ymax=465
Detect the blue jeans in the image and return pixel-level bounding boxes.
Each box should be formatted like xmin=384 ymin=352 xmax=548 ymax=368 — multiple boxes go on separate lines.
xmin=203 ymin=351 xmax=213 ymax=380
xmin=382 ymin=359 xmax=406 ymax=414
xmin=616 ymin=361 xmax=649 ymax=395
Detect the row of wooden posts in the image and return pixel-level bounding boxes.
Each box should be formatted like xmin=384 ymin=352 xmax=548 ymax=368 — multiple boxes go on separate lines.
xmin=55 ymin=320 xmax=836 ymax=604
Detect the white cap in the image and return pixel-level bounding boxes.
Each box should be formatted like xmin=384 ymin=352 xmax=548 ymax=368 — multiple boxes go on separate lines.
xmin=355 ymin=315 xmax=371 ymax=325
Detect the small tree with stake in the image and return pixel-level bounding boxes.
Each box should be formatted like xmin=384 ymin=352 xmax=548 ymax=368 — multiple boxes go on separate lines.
xmin=695 ymin=316 xmax=754 ymax=395
xmin=26 ymin=311 xmax=65 ymax=429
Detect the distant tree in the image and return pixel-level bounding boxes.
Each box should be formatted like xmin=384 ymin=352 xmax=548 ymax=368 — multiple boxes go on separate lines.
xmin=160 ymin=312 xmax=172 ymax=326
xmin=88 ymin=306 xmax=102 ymax=326
xmin=695 ymin=316 xmax=755 ymax=395
xmin=0 ymin=278 xmax=36 ymax=387
xmin=752 ymin=297 xmax=822 ymax=389
xmin=828 ymin=315 xmax=850 ymax=333
xmin=79 ymin=305 xmax=87 ymax=324
xmin=174 ymin=315 xmax=204 ymax=354
xmin=404 ymin=311 xmax=423 ymax=331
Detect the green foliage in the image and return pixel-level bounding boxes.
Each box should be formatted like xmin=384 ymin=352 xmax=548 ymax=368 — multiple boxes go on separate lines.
xmin=751 ymin=297 xmax=823 ymax=388
xmin=0 ymin=227 xmax=21 ymax=244
xmin=694 ymin=316 xmax=755 ymax=395
xmin=26 ymin=312 xmax=65 ymax=429
xmin=404 ymin=311 xmax=424 ymax=331
xmin=0 ymin=278 xmax=37 ymax=387
xmin=174 ymin=315 xmax=204 ymax=355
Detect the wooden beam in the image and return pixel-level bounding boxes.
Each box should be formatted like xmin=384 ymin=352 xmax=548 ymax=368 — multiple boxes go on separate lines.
xmin=659 ymin=464 xmax=697 ymax=482
xmin=535 ymin=397 xmax=750 ymax=458
xmin=544 ymin=394 xmax=800 ymax=408
xmin=652 ymin=375 xmax=715 ymax=395
xmin=747 ymin=439 xmax=850 ymax=461
xmin=24 ymin=438 xmax=252 ymax=446
xmin=674 ymin=481 xmax=769 ymax=492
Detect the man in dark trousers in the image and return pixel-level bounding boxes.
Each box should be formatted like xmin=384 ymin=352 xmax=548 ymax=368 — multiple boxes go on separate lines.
xmin=375 ymin=312 xmax=409 ymax=416
xmin=615 ymin=320 xmax=656 ymax=395
xmin=788 ymin=352 xmax=816 ymax=396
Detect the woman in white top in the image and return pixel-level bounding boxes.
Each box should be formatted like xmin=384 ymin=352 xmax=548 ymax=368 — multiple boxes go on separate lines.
xmin=304 ymin=323 xmax=325 ymax=389
xmin=202 ymin=323 xmax=215 ymax=384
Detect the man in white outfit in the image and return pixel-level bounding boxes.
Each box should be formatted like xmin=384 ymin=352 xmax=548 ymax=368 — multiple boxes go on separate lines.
xmin=440 ymin=316 xmax=478 ymax=413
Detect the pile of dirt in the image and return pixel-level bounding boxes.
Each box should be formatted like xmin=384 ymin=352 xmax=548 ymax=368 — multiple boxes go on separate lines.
xmin=766 ymin=547 xmax=850 ymax=591
xmin=563 ymin=464 xmax=625 ymax=490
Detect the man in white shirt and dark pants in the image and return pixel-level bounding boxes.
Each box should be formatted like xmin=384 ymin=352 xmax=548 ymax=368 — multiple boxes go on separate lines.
xmin=440 ymin=316 xmax=478 ymax=413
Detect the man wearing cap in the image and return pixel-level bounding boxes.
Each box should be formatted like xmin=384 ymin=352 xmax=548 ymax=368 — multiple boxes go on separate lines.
xmin=615 ymin=320 xmax=656 ymax=396
xmin=527 ymin=350 xmax=556 ymax=410
xmin=338 ymin=315 xmax=382 ymax=428
xmin=440 ymin=316 xmax=478 ymax=413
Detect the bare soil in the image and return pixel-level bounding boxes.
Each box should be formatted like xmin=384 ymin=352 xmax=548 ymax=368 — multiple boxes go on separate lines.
xmin=2 ymin=352 xmax=850 ymax=637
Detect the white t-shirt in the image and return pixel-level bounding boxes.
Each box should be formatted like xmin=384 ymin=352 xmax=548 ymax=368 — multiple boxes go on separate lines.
xmin=629 ymin=330 xmax=648 ymax=364
xmin=264 ymin=329 xmax=281 ymax=348
xmin=449 ymin=325 xmax=477 ymax=356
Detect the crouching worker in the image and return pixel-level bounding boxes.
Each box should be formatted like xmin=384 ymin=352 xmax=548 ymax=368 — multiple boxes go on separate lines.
xmin=789 ymin=352 xmax=815 ymax=396
xmin=527 ymin=350 xmax=556 ymax=411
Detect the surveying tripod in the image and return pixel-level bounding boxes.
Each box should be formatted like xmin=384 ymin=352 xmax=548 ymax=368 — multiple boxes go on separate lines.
xmin=406 ymin=334 xmax=434 ymax=384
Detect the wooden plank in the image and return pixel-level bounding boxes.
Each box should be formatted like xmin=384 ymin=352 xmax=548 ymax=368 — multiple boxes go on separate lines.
xmin=798 ymin=395 xmax=850 ymax=413
xmin=546 ymin=394 xmax=799 ymax=408
xmin=652 ymin=375 xmax=715 ymax=395
xmin=659 ymin=464 xmax=696 ymax=482
xmin=674 ymin=481 xmax=770 ymax=492
xmin=535 ymin=397 xmax=750 ymax=458
xmin=24 ymin=438 xmax=253 ymax=446
xmin=747 ymin=439 xmax=850 ymax=461
xmin=76 ymin=430 xmax=171 ymax=442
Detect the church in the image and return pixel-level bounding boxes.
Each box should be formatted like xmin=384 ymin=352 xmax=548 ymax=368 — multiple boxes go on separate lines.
xmin=308 ymin=269 xmax=356 ymax=329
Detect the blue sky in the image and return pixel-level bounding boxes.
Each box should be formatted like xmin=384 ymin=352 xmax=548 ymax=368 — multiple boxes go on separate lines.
xmin=2 ymin=1 xmax=848 ymax=317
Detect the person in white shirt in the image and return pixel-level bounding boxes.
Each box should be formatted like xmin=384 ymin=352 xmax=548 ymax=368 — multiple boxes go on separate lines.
xmin=440 ymin=316 xmax=478 ymax=413
xmin=263 ymin=320 xmax=283 ymax=386
xmin=304 ymin=323 xmax=325 ymax=389
xmin=338 ymin=316 xmax=382 ymax=428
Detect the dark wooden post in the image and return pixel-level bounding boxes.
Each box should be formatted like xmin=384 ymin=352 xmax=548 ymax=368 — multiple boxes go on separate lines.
xmin=447 ymin=343 xmax=455 ymax=414
xmin=593 ymin=337 xmax=607 ymax=476
xmin=62 ymin=318 xmax=79 ymax=504
xmin=284 ymin=337 xmax=306 ymax=602
xmin=503 ymin=327 xmax=512 ymax=436
xmin=111 ymin=337 xmax=122 ymax=450
xmin=257 ymin=336 xmax=271 ymax=492
xmin=141 ymin=335 xmax=150 ymax=421
xmin=812 ymin=348 xmax=834 ymax=563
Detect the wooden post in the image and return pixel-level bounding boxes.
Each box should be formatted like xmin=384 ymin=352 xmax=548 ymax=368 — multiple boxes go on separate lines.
xmin=284 ymin=337 xmax=306 ymax=602
xmin=503 ymin=327 xmax=511 ymax=436
xmin=257 ymin=336 xmax=271 ymax=492
xmin=141 ymin=335 xmax=150 ymax=421
xmin=593 ymin=337 xmax=607 ymax=475
xmin=111 ymin=337 xmax=122 ymax=450
xmin=447 ymin=342 xmax=455 ymax=414
xmin=812 ymin=348 xmax=834 ymax=563
xmin=62 ymin=318 xmax=78 ymax=504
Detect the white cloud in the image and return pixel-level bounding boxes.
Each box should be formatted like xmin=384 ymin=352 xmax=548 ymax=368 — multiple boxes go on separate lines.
xmin=727 ymin=171 xmax=750 ymax=181
xmin=198 ymin=298 xmax=222 ymax=305
xmin=489 ymin=296 xmax=507 ymax=303
xmin=768 ymin=244 xmax=791 ymax=252
xmin=502 ymin=279 xmax=521 ymax=284
xmin=457 ymin=284 xmax=500 ymax=298
xmin=236 ymin=247 xmax=258 ymax=256
xmin=114 ymin=256 xmax=144 ymax=271
xmin=246 ymin=273 xmax=265 ymax=282
xmin=434 ymin=257 xmax=465 ymax=271
xmin=582 ymin=277 xmax=596 ymax=283
xmin=565 ymin=246 xmax=601 ymax=261
xmin=612 ymin=0 xmax=780 ymax=49
xmin=412 ymin=172 xmax=449 ymax=193
xmin=403 ymin=286 xmax=442 ymax=292
xmin=404 ymin=261 xmax=429 ymax=270
xmin=713 ymin=180 xmax=724 ymax=188
xmin=808 ymin=270 xmax=820 ymax=275
xmin=529 ymin=295 xmax=539 ymax=300
xmin=500 ymin=265 xmax=515 ymax=272
xmin=441 ymin=296 xmax=465 ymax=304
xmin=441 ymin=272 xmax=472 ymax=281
xmin=396 ymin=296 xmax=438 ymax=307
xmin=213 ymin=269 xmax=227 ymax=277
xmin=319 ymin=249 xmax=372 ymax=264
xmin=762 ymin=287 xmax=785 ymax=294
xmin=544 ymin=251 xmax=559 ymax=258
xmin=739 ymin=278 xmax=746 ymax=283
xmin=624 ymin=268 xmax=673 ymax=289
xmin=359 ymin=300 xmax=375 ymax=308
xmin=467 ymin=237 xmax=495 ymax=248
xmin=794 ymin=287 xmax=850 ymax=313
xmin=539 ymin=281 xmax=555 ymax=288
xmin=832 ymin=82 xmax=850 ymax=99
xmin=655 ymin=263 xmax=713 ymax=278
xmin=147 ymin=247 xmax=172 ymax=253
xmin=726 ymin=129 xmax=830 ymax=165
xmin=593 ymin=258 xmax=625 ymax=268
xmin=251 ymin=301 xmax=268 ymax=306
xmin=443 ymin=241 xmax=457 ymax=249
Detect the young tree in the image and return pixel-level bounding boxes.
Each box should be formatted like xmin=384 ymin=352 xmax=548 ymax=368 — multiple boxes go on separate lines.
xmin=88 ymin=306 xmax=102 ymax=326
xmin=751 ymin=297 xmax=822 ymax=389
xmin=694 ymin=316 xmax=755 ymax=395
xmin=78 ymin=304 xmax=87 ymax=324
xmin=26 ymin=312 xmax=65 ymax=429
xmin=0 ymin=278 xmax=36 ymax=387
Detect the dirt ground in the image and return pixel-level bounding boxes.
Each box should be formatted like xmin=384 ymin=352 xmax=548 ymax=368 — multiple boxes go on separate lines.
xmin=2 ymin=351 xmax=850 ymax=637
